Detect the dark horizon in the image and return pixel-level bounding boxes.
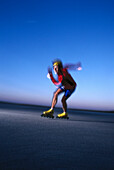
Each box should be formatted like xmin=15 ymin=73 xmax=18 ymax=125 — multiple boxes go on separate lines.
xmin=0 ymin=101 xmax=113 ymax=113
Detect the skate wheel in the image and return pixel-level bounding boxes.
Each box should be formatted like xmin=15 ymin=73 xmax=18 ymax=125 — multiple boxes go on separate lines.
xmin=56 ymin=116 xmax=69 ymax=119
xmin=41 ymin=114 xmax=54 ymax=119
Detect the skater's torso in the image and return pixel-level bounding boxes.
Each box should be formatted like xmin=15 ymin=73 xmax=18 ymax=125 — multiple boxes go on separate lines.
xmin=50 ymin=68 xmax=76 ymax=90
xmin=58 ymin=68 xmax=76 ymax=90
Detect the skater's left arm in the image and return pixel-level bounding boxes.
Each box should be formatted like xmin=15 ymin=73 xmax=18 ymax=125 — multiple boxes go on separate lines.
xmin=64 ymin=62 xmax=82 ymax=71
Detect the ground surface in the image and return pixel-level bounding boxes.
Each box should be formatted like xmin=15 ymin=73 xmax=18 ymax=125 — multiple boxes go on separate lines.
xmin=0 ymin=103 xmax=114 ymax=170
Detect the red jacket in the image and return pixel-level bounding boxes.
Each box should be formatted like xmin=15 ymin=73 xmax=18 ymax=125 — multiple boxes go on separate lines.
xmin=50 ymin=68 xmax=76 ymax=90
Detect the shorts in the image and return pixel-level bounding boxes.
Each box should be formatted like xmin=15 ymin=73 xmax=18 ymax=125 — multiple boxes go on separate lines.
xmin=60 ymin=86 xmax=76 ymax=98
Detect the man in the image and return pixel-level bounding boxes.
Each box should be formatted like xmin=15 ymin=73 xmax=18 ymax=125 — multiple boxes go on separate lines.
xmin=43 ymin=60 xmax=81 ymax=118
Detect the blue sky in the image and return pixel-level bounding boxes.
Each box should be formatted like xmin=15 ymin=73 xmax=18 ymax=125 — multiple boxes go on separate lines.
xmin=0 ymin=0 xmax=114 ymax=111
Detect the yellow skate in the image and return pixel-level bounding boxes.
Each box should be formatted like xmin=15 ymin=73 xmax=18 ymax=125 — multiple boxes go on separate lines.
xmin=41 ymin=109 xmax=54 ymax=118
xmin=56 ymin=112 xmax=69 ymax=119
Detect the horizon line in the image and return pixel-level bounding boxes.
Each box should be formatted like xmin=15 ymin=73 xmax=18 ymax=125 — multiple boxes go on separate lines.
xmin=0 ymin=101 xmax=114 ymax=113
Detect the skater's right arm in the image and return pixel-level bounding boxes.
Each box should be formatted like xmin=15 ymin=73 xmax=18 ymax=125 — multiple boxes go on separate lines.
xmin=48 ymin=67 xmax=62 ymax=85
xmin=50 ymin=73 xmax=62 ymax=85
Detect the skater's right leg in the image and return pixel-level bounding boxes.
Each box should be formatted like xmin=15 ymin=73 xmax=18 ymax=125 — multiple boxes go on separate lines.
xmin=51 ymin=88 xmax=63 ymax=109
xmin=43 ymin=88 xmax=63 ymax=115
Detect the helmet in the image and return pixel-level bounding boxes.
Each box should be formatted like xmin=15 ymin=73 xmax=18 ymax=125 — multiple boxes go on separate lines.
xmin=53 ymin=60 xmax=63 ymax=68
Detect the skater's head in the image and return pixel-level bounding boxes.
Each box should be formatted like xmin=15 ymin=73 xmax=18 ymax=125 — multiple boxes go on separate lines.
xmin=53 ymin=64 xmax=59 ymax=74
xmin=53 ymin=59 xmax=63 ymax=74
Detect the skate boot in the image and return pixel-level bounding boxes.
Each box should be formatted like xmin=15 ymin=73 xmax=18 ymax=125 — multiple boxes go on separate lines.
xmin=41 ymin=108 xmax=54 ymax=118
xmin=56 ymin=112 xmax=69 ymax=119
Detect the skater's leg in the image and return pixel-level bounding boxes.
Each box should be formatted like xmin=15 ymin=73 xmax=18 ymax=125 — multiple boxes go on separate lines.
xmin=57 ymin=88 xmax=76 ymax=118
xmin=61 ymin=88 xmax=75 ymax=112
xmin=51 ymin=88 xmax=63 ymax=109
xmin=43 ymin=88 xmax=63 ymax=115
xmin=56 ymin=95 xmax=68 ymax=118
xmin=61 ymin=95 xmax=67 ymax=113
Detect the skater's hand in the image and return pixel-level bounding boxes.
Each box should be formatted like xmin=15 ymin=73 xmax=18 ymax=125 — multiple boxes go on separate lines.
xmin=47 ymin=73 xmax=51 ymax=79
xmin=48 ymin=67 xmax=52 ymax=74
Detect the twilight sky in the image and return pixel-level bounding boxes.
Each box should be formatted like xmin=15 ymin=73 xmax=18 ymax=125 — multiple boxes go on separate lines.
xmin=0 ymin=0 xmax=114 ymax=111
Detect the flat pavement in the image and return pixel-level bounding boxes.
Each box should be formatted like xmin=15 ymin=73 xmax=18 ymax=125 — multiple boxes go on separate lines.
xmin=0 ymin=104 xmax=114 ymax=170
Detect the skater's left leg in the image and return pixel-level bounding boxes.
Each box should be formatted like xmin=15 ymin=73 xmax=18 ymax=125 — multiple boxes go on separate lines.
xmin=56 ymin=95 xmax=68 ymax=118
xmin=61 ymin=95 xmax=68 ymax=113
xmin=57 ymin=88 xmax=76 ymax=118
xmin=61 ymin=88 xmax=75 ymax=113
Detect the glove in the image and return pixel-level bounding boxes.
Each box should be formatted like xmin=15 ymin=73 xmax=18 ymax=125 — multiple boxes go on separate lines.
xmin=47 ymin=73 xmax=51 ymax=79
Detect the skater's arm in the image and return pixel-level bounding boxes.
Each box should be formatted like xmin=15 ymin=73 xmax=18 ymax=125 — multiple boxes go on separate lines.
xmin=48 ymin=67 xmax=62 ymax=85
xmin=50 ymin=73 xmax=62 ymax=85
xmin=64 ymin=62 xmax=82 ymax=71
